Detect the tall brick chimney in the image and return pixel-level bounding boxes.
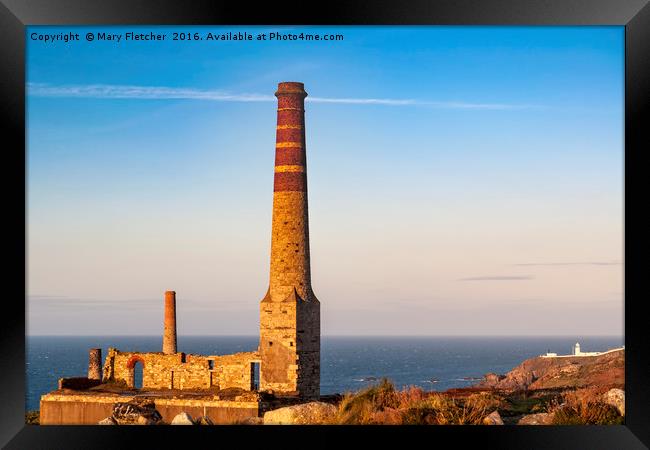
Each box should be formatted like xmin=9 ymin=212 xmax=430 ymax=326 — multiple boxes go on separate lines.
xmin=87 ymin=348 xmax=102 ymax=380
xmin=259 ymin=82 xmax=320 ymax=399
xmin=163 ymin=290 xmax=177 ymax=354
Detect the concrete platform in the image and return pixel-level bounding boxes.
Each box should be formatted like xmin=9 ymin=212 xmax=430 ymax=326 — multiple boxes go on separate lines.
xmin=39 ymin=389 xmax=263 ymax=425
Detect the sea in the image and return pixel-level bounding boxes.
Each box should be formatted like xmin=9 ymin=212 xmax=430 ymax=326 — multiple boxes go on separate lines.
xmin=26 ymin=335 xmax=623 ymax=412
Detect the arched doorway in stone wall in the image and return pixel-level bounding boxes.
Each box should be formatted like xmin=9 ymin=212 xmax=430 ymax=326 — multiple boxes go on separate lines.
xmin=126 ymin=355 xmax=146 ymax=389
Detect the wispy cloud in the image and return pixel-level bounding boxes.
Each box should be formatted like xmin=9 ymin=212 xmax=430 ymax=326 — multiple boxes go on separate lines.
xmin=512 ymin=261 xmax=622 ymax=267
xmin=459 ymin=275 xmax=534 ymax=281
xmin=28 ymin=296 xmax=160 ymax=309
xmin=27 ymin=83 xmax=275 ymax=102
xmin=27 ymin=295 xmax=246 ymax=311
xmin=27 ymin=83 xmax=538 ymax=110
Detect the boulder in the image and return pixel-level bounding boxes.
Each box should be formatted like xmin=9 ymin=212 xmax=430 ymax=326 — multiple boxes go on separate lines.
xmin=263 ymin=402 xmax=337 ymax=425
xmin=98 ymin=416 xmax=117 ymax=425
xmin=517 ymin=413 xmax=552 ymax=425
xmin=482 ymin=410 xmax=504 ymax=425
xmin=195 ymin=416 xmax=214 ymax=425
xmin=136 ymin=416 xmax=157 ymax=425
xmin=603 ymin=388 xmax=625 ymax=416
xmin=171 ymin=412 xmax=195 ymax=425
xmin=239 ymin=416 xmax=263 ymax=425
xmin=482 ymin=373 xmax=505 ymax=386
xmin=111 ymin=398 xmax=162 ymax=425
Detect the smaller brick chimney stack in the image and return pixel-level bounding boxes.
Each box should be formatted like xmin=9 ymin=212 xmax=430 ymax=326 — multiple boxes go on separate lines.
xmin=87 ymin=348 xmax=102 ymax=380
xmin=163 ymin=290 xmax=177 ymax=354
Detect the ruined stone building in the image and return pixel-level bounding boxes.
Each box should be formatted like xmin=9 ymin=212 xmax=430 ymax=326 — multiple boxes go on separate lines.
xmin=40 ymin=82 xmax=321 ymax=424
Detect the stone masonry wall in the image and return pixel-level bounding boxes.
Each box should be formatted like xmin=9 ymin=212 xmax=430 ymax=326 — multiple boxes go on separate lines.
xmin=296 ymin=299 xmax=320 ymax=399
xmin=211 ymin=352 xmax=261 ymax=390
xmin=258 ymin=297 xmax=319 ymax=399
xmin=259 ymin=298 xmax=299 ymax=394
xmin=102 ymin=348 xmax=260 ymax=391
xmin=40 ymin=393 xmax=261 ymax=425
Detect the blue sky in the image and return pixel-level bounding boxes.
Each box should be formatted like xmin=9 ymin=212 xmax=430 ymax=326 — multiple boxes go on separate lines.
xmin=27 ymin=26 xmax=623 ymax=336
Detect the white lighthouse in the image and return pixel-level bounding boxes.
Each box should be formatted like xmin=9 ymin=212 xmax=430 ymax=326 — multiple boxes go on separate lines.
xmin=574 ymin=342 xmax=581 ymax=355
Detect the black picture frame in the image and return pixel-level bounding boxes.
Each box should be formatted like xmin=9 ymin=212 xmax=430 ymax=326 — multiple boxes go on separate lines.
xmin=1 ymin=0 xmax=648 ymax=448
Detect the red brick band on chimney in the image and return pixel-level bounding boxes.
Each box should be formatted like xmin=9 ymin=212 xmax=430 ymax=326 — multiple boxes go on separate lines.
xmin=277 ymin=95 xmax=305 ymax=109
xmin=275 ymin=147 xmax=305 ymax=166
xmin=274 ymin=171 xmax=307 ymax=192
xmin=276 ymin=109 xmax=304 ymax=127
xmin=274 ymin=82 xmax=307 ymax=193
xmin=276 ymin=128 xmax=303 ymax=143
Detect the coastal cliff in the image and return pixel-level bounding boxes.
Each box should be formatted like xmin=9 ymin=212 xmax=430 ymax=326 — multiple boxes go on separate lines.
xmin=477 ymin=349 xmax=624 ymax=391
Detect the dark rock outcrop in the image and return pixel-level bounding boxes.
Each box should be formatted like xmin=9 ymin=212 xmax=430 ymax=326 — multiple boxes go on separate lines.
xmin=111 ymin=398 xmax=162 ymax=425
xmin=195 ymin=415 xmax=214 ymax=425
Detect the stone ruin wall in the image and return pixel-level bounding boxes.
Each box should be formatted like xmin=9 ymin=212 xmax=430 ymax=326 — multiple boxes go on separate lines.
xmin=259 ymin=299 xmax=299 ymax=394
xmin=296 ymin=299 xmax=320 ymax=399
xmin=258 ymin=296 xmax=320 ymax=399
xmin=102 ymin=348 xmax=260 ymax=391
xmin=40 ymin=393 xmax=262 ymax=425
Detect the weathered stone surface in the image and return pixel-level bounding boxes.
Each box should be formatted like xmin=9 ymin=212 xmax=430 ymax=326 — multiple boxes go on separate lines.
xmin=88 ymin=348 xmax=102 ymax=380
xmin=98 ymin=416 xmax=117 ymax=425
xmin=482 ymin=373 xmax=505 ymax=385
xmin=195 ymin=415 xmax=214 ymax=425
xmin=603 ymin=388 xmax=625 ymax=416
xmin=263 ymin=402 xmax=336 ymax=425
xmin=171 ymin=412 xmax=195 ymax=425
xmin=239 ymin=416 xmax=264 ymax=425
xmin=112 ymin=398 xmax=162 ymax=425
xmin=517 ymin=413 xmax=552 ymax=425
xmin=102 ymin=347 xmax=260 ymax=391
xmin=136 ymin=415 xmax=157 ymax=425
xmin=40 ymin=392 xmax=261 ymax=425
xmin=483 ymin=410 xmax=504 ymax=425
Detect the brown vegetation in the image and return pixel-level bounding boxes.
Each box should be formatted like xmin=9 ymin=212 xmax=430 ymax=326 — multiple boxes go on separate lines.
xmin=325 ymin=379 xmax=624 ymax=425
xmin=329 ymin=379 xmax=504 ymax=425
xmin=548 ymin=387 xmax=624 ymax=425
